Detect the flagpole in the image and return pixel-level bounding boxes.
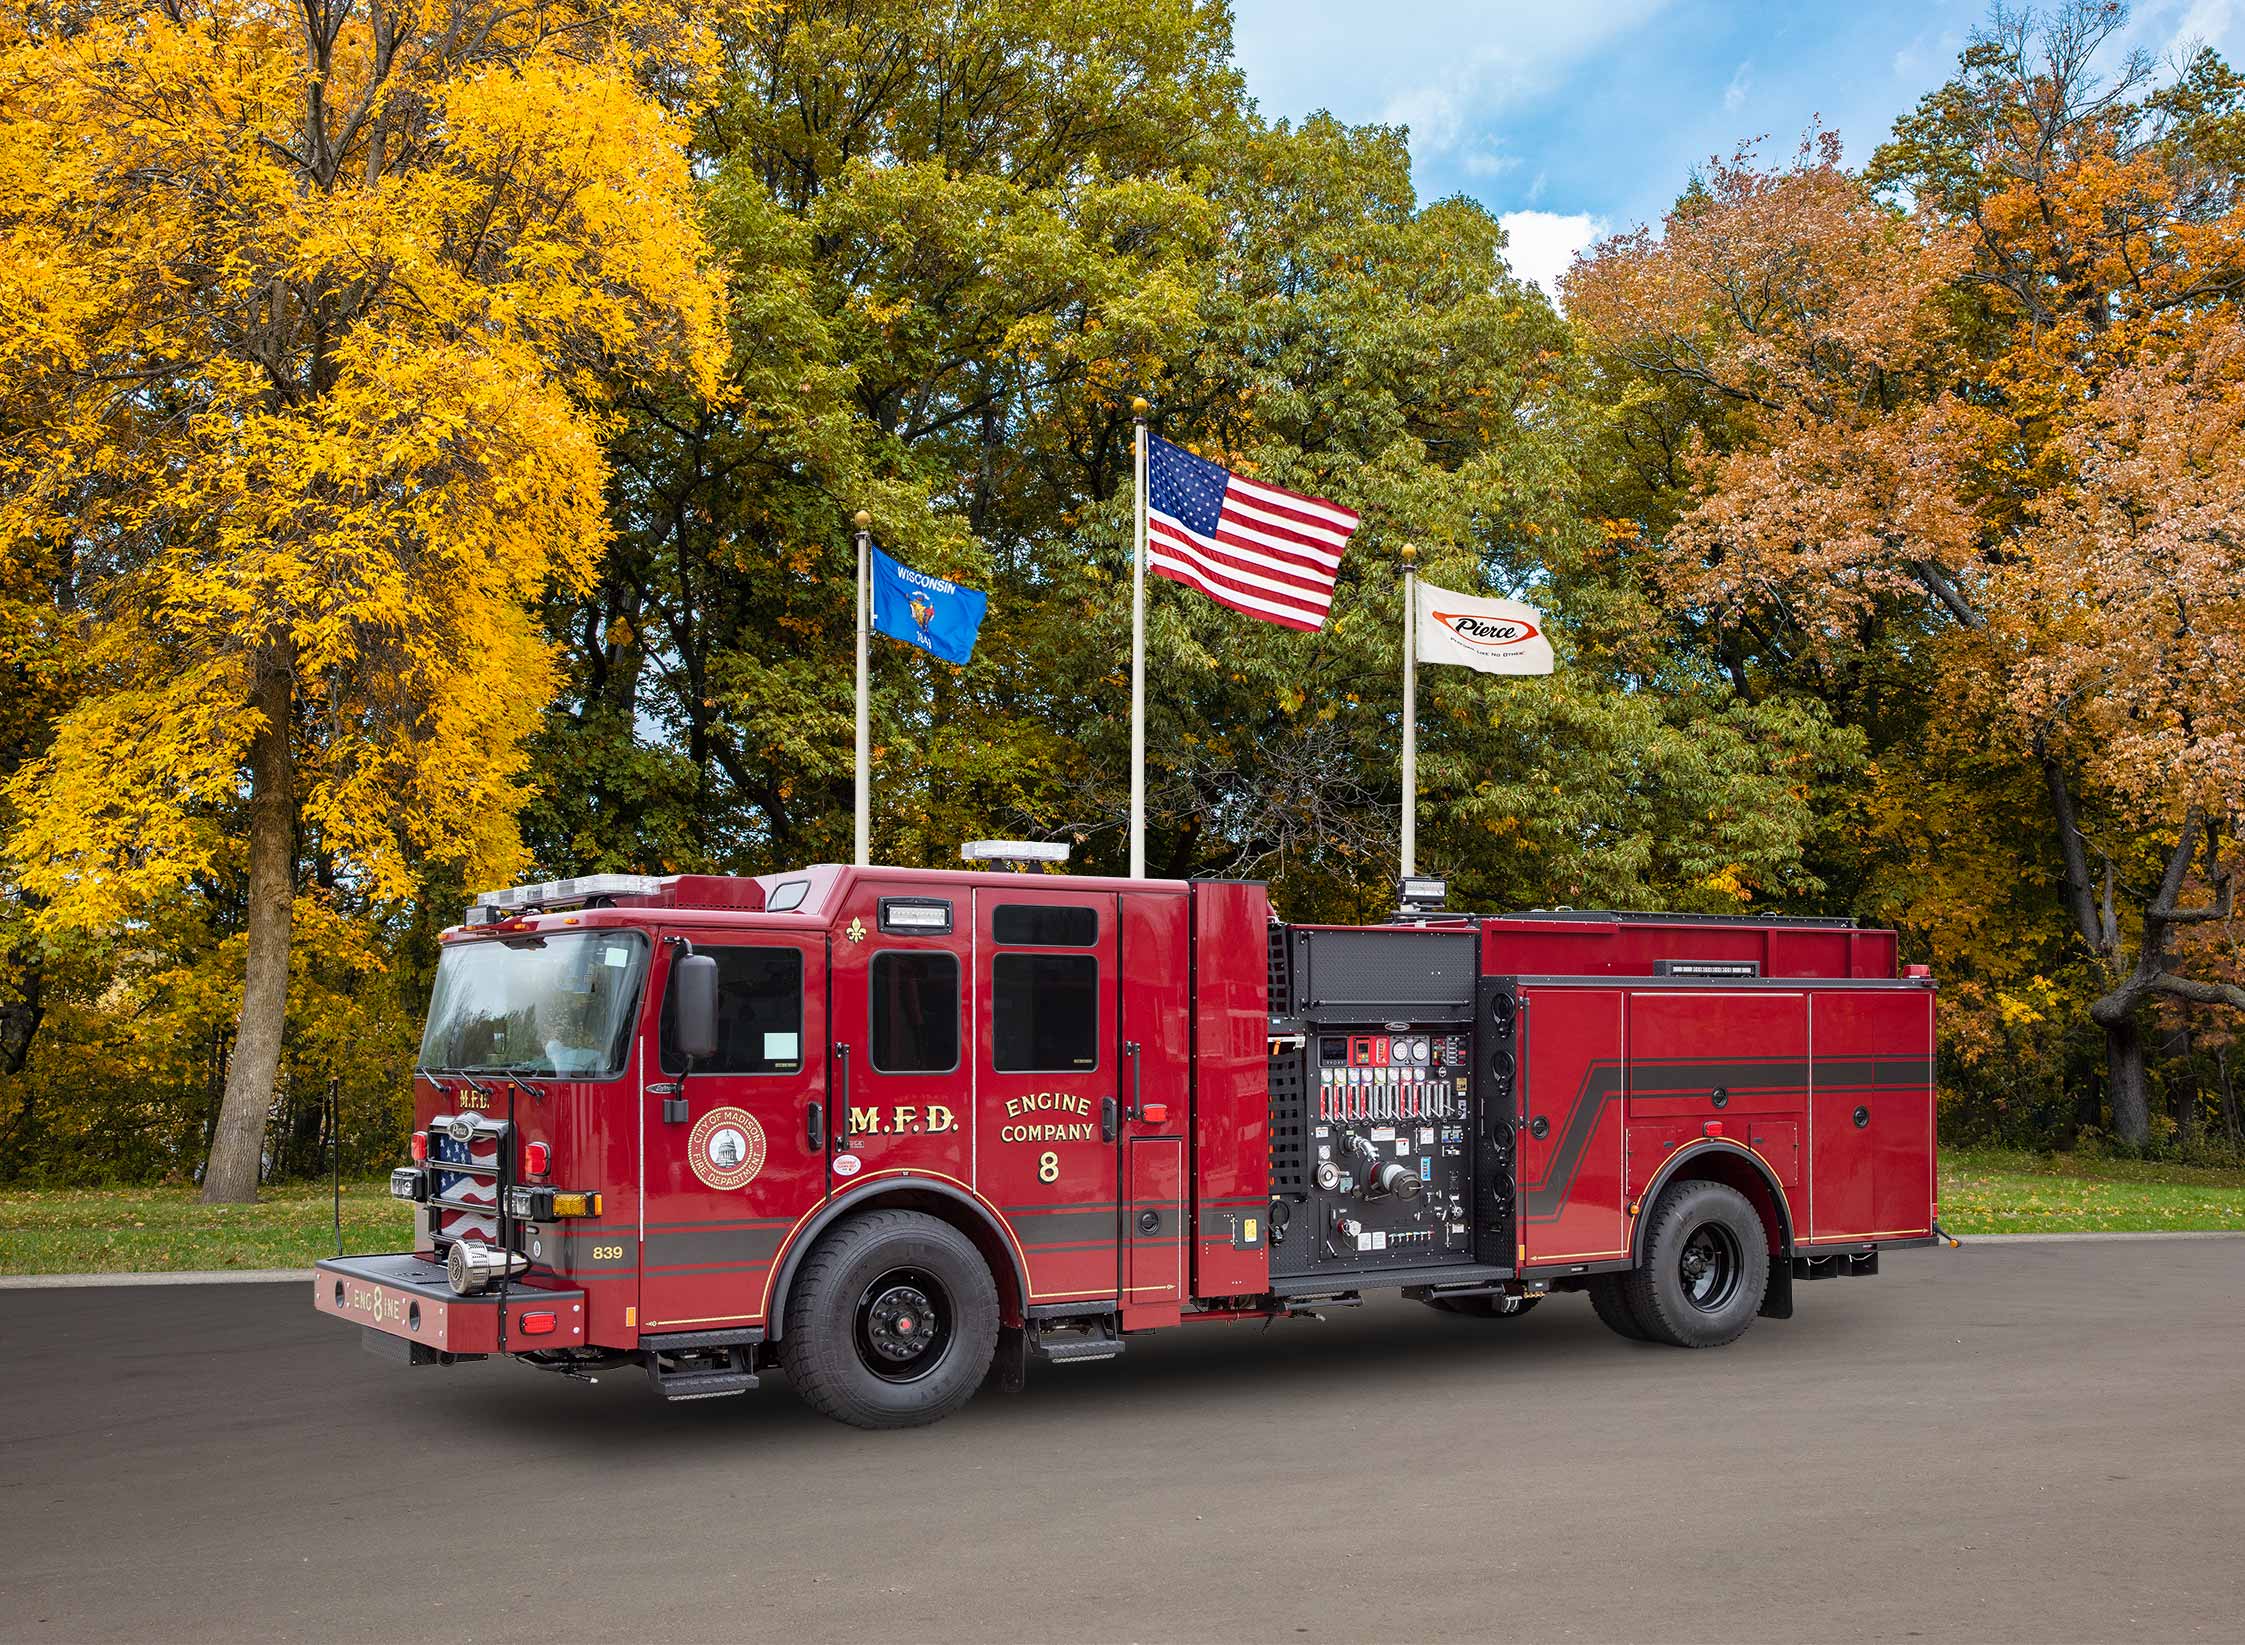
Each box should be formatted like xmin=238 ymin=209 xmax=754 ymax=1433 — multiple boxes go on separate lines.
xmin=1400 ymin=542 xmax=1418 ymax=879
xmin=1129 ymin=397 xmax=1149 ymax=880
xmin=853 ymin=510 xmax=871 ymax=867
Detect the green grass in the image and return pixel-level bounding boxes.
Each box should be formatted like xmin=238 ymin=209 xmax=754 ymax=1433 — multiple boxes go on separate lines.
xmin=0 ymin=1181 xmax=412 ymax=1275
xmin=1941 ymin=1147 xmax=2245 ymax=1234
xmin=1 ymin=1149 xmax=2240 ymax=1275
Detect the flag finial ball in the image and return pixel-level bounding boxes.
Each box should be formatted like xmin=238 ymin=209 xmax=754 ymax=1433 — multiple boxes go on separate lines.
xmin=1132 ymin=397 xmax=1150 ymax=416
xmin=853 ymin=510 xmax=871 ymax=530
xmin=1401 ymin=542 xmax=1417 ymax=562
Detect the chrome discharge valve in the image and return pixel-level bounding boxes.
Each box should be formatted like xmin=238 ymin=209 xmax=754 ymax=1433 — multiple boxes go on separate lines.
xmin=446 ymin=1240 xmax=530 ymax=1296
xmin=1342 ymin=1131 xmax=1424 ymax=1199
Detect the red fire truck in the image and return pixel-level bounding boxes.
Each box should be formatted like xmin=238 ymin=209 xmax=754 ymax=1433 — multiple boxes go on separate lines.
xmin=315 ymin=850 xmax=1941 ymax=1428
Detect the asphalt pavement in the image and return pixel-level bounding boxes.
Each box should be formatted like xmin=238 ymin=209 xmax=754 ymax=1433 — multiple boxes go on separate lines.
xmin=3 ymin=1238 xmax=2240 ymax=1643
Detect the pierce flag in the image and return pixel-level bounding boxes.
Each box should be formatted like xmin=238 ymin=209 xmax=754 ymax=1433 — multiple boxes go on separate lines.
xmin=1413 ymin=580 xmax=1554 ymax=675
xmin=869 ymin=544 xmax=987 ymax=666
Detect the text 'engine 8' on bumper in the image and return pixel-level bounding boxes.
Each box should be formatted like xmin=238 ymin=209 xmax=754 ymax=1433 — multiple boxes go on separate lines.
xmin=313 ymin=1253 xmax=584 ymax=1355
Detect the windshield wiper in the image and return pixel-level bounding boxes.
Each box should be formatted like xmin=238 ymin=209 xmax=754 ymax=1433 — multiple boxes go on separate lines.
xmin=491 ymin=1060 xmax=560 ymax=1080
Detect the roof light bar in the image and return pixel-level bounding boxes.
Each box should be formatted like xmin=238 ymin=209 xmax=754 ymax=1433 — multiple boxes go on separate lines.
xmin=960 ymin=840 xmax=1070 ymax=865
xmin=467 ymin=873 xmax=664 ymax=922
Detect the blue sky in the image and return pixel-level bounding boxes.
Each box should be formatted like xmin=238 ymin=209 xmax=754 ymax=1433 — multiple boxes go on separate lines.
xmin=1227 ymin=0 xmax=2243 ymax=295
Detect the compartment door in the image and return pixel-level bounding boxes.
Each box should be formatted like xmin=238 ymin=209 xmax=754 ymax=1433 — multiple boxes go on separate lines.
xmin=1809 ymin=991 xmax=1936 ymax=1240
xmin=1517 ymin=987 xmax=1629 ymax=1266
xmin=1124 ymin=1138 xmax=1184 ymax=1326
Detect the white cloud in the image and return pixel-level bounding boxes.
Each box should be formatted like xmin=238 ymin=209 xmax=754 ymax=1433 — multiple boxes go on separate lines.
xmin=1231 ymin=0 xmax=1674 ymax=166
xmin=1724 ymin=60 xmax=1753 ymax=112
xmin=2169 ymin=0 xmax=2237 ymax=52
xmin=1460 ymin=145 xmax=1523 ymax=180
xmin=1498 ymin=210 xmax=1607 ymax=300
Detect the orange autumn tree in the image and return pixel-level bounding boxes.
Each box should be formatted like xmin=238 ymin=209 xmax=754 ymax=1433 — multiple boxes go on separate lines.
xmin=1569 ymin=4 xmax=2245 ymax=1141
xmin=0 ymin=1 xmax=729 ymax=1199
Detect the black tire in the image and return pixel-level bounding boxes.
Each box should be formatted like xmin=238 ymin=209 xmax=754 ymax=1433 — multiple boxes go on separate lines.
xmin=1423 ymin=1293 xmax=1541 ymax=1319
xmin=1585 ymin=1274 xmax=1653 ymax=1341
xmin=779 ymin=1209 xmax=998 ymax=1429
xmin=1620 ymin=1179 xmax=1770 ymax=1349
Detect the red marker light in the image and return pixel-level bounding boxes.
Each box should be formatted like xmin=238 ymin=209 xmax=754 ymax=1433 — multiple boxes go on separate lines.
xmin=409 ymin=1131 xmax=428 ymax=1163
xmin=524 ymin=1141 xmax=550 ymax=1176
xmin=519 ymin=1312 xmax=558 ymax=1336
xmin=1139 ymin=1102 xmax=1169 ymax=1126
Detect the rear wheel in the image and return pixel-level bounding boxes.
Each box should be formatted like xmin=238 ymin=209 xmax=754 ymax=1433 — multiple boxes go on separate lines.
xmin=780 ymin=1209 xmax=998 ymax=1428
xmin=1585 ymin=1274 xmax=1652 ymax=1341
xmin=1620 ymin=1180 xmax=1770 ymax=1349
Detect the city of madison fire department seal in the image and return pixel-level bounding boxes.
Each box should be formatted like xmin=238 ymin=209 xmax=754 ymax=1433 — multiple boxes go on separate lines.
xmin=688 ymin=1107 xmax=767 ymax=1192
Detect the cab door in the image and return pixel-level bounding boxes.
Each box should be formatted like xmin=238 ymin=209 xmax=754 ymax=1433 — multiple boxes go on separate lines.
xmin=639 ymin=933 xmax=827 ymax=1333
xmin=822 ymin=888 xmax=974 ymax=1189
xmin=973 ymin=889 xmax=1121 ymax=1311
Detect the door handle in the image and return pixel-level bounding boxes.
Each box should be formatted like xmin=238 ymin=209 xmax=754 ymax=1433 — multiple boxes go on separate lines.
xmin=806 ymin=1101 xmax=825 ymax=1151
xmin=1100 ymin=1097 xmax=1119 ymax=1144
xmin=834 ymin=1044 xmax=852 ymax=1149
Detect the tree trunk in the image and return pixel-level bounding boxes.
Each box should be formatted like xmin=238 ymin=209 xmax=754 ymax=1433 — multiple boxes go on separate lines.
xmin=200 ymin=656 xmax=296 ymax=1203
xmin=2102 ymin=1010 xmax=2149 ymax=1147
xmin=2218 ymin=1048 xmax=2241 ymax=1150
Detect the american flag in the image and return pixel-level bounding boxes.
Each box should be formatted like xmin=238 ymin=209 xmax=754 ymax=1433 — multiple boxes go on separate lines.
xmin=1145 ymin=433 xmax=1358 ymax=631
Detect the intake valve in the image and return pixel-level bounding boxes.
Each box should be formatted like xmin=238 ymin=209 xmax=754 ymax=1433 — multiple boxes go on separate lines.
xmin=1342 ymin=1131 xmax=1424 ymax=1199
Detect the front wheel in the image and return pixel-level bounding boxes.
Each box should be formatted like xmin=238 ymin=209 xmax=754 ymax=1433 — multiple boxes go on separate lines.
xmin=1619 ymin=1180 xmax=1771 ymax=1349
xmin=780 ymin=1209 xmax=999 ymax=1428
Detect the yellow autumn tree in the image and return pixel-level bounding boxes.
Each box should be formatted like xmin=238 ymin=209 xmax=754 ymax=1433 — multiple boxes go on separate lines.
xmin=0 ymin=1 xmax=729 ymax=1199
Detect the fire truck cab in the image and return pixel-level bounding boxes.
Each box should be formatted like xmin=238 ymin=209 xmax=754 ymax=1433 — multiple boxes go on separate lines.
xmin=315 ymin=853 xmax=1939 ymax=1428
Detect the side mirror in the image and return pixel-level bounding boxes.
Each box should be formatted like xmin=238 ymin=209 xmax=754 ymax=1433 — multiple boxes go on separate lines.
xmin=674 ymin=953 xmax=720 ymax=1065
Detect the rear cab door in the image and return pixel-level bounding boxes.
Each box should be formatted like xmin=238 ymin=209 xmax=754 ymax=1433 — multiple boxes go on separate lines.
xmin=973 ymin=887 xmax=1123 ymax=1312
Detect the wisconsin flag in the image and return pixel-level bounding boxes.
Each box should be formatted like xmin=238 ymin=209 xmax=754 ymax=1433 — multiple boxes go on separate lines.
xmin=1415 ymin=580 xmax=1554 ymax=675
xmin=870 ymin=544 xmax=987 ymax=666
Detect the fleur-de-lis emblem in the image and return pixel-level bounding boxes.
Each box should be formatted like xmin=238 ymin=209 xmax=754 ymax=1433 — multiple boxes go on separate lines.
xmin=846 ymin=916 xmax=867 ymax=944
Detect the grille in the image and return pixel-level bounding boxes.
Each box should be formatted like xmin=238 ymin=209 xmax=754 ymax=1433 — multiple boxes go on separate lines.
xmin=1290 ymin=929 xmax=1476 ymax=1011
xmin=428 ymin=1118 xmax=509 ymax=1247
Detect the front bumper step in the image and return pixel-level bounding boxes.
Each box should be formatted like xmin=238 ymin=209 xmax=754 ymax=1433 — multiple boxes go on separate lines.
xmin=314 ymin=1253 xmax=584 ymax=1356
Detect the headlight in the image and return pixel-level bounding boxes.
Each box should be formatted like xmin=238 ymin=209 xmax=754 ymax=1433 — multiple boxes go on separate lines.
xmin=388 ymin=1167 xmax=427 ymax=1203
xmin=504 ymin=1186 xmax=603 ymax=1220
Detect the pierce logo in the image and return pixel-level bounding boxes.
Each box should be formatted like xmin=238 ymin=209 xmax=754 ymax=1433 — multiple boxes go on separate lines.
xmin=1433 ymin=611 xmax=1541 ymax=650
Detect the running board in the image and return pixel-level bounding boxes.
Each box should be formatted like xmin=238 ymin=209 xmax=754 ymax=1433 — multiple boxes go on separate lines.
xmin=1030 ymin=1316 xmax=1126 ymax=1364
xmin=644 ymin=1340 xmax=761 ymax=1401
xmin=651 ymin=1368 xmax=760 ymax=1401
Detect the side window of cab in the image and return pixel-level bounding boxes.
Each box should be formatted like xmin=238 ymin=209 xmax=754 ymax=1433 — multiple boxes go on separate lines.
xmin=660 ymin=947 xmax=804 ymax=1074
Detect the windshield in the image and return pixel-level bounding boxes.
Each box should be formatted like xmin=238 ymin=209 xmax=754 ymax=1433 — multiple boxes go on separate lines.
xmin=419 ymin=931 xmax=649 ymax=1080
